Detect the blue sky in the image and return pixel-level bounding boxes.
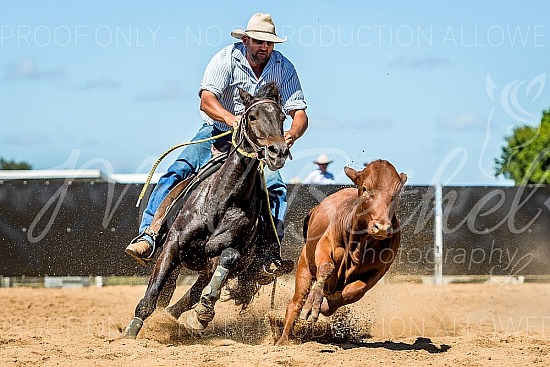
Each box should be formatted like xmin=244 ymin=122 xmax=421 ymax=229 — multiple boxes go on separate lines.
xmin=1 ymin=1 xmax=549 ymax=185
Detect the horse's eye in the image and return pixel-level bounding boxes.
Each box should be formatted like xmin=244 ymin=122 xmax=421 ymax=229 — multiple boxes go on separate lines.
xmin=248 ymin=114 xmax=257 ymax=121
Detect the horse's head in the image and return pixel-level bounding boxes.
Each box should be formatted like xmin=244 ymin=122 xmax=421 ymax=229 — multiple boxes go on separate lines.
xmin=237 ymin=82 xmax=289 ymax=170
xmin=344 ymin=160 xmax=407 ymax=239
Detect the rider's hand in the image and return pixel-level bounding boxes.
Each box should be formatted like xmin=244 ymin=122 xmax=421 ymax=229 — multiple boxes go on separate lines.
xmin=225 ymin=115 xmax=241 ymax=128
xmin=284 ymin=131 xmax=295 ymax=148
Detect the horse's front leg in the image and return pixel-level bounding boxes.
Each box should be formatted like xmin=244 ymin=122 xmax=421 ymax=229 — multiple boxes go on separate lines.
xmin=122 ymin=237 xmax=180 ymax=339
xmin=185 ymin=247 xmax=240 ymax=331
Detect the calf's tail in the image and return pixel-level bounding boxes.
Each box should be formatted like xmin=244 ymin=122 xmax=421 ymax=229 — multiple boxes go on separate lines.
xmin=302 ymin=212 xmax=311 ymax=242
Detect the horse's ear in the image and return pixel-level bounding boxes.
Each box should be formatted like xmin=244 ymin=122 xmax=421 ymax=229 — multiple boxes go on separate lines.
xmin=344 ymin=166 xmax=359 ymax=184
xmin=238 ymin=87 xmax=253 ymax=106
xmin=265 ymin=82 xmax=280 ymax=101
xmin=399 ymin=173 xmax=408 ymax=184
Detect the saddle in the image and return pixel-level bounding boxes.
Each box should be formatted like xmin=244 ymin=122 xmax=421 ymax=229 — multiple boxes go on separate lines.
xmin=150 ymin=150 xmax=230 ymax=246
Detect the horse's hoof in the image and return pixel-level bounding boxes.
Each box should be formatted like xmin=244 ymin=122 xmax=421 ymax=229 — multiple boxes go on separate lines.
xmin=121 ymin=317 xmax=143 ymax=339
xmin=194 ymin=301 xmax=215 ymax=323
xmin=184 ymin=310 xmax=209 ymax=331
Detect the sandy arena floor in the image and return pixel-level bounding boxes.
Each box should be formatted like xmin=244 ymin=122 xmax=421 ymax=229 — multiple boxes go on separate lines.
xmin=1 ymin=278 xmax=549 ymax=367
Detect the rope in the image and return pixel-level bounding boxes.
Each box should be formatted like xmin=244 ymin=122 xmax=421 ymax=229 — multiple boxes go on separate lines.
xmin=260 ymin=163 xmax=283 ymax=309
xmin=135 ymin=130 xmax=232 ymax=207
xmin=270 ymin=277 xmax=278 ymax=309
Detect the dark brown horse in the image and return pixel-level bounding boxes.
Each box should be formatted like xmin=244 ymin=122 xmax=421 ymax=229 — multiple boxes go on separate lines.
xmin=123 ymin=82 xmax=290 ymax=338
xmin=276 ymin=159 xmax=407 ymax=345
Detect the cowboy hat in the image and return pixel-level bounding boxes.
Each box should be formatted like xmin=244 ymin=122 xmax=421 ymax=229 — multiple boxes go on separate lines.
xmin=314 ymin=154 xmax=333 ymax=165
xmin=231 ymin=13 xmax=287 ymax=43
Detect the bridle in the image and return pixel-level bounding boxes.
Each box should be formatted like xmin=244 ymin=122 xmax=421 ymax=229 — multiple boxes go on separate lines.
xmin=231 ymin=99 xmax=282 ymax=160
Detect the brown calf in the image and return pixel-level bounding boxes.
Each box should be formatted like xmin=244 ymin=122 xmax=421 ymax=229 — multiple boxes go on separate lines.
xmin=276 ymin=159 xmax=407 ymax=345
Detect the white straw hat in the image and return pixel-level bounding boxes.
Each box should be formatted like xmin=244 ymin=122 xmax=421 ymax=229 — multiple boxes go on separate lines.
xmin=314 ymin=154 xmax=333 ymax=165
xmin=231 ymin=13 xmax=287 ymax=43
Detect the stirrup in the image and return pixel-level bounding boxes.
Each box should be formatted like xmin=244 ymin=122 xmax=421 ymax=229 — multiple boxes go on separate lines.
xmin=261 ymin=259 xmax=294 ymax=277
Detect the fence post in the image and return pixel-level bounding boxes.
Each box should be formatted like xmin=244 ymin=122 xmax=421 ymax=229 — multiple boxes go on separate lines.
xmin=434 ymin=184 xmax=443 ymax=285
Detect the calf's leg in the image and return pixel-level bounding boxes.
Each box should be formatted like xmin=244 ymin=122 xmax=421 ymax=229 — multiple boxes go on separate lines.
xmin=299 ymin=262 xmax=334 ymax=322
xmin=276 ymin=251 xmax=312 ymax=345
xmin=320 ymin=276 xmax=380 ymax=317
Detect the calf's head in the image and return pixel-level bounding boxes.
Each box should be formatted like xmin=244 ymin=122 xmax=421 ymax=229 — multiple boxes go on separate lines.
xmin=344 ymin=160 xmax=407 ymax=239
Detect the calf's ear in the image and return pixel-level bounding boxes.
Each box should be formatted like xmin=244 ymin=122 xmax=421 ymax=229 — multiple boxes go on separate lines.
xmin=344 ymin=166 xmax=359 ymax=184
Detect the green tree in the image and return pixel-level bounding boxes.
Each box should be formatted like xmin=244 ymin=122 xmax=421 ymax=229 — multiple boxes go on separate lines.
xmin=495 ymin=109 xmax=550 ymax=185
xmin=0 ymin=158 xmax=32 ymax=170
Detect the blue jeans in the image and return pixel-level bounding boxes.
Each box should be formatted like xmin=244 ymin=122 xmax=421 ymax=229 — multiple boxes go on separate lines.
xmin=140 ymin=123 xmax=287 ymax=241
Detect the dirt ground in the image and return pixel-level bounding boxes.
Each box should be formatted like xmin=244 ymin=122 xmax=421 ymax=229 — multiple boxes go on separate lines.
xmin=1 ymin=277 xmax=549 ymax=367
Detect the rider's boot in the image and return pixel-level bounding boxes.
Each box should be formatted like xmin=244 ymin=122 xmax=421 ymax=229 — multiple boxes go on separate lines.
xmin=125 ymin=179 xmax=190 ymax=266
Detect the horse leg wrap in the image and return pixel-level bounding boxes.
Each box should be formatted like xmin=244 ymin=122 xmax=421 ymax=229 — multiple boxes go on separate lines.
xmin=192 ymin=265 xmax=230 ymax=325
xmin=122 ymin=317 xmax=144 ymax=339
xmin=201 ymin=265 xmax=230 ymax=303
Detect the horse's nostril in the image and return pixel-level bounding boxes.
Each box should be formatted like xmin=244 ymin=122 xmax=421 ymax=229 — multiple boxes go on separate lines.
xmin=268 ymin=145 xmax=279 ymax=154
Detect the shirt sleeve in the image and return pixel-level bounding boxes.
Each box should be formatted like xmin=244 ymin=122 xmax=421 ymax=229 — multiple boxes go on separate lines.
xmin=279 ymin=59 xmax=307 ymax=114
xmin=199 ymin=46 xmax=232 ymax=99
xmin=303 ymin=170 xmax=317 ymax=184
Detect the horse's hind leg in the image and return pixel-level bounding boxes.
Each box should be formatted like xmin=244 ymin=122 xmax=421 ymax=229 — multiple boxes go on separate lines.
xmin=122 ymin=240 xmax=180 ymax=339
xmin=186 ymin=248 xmax=240 ymax=331
xmin=157 ymin=263 xmax=182 ymax=308
xmin=165 ymin=272 xmax=209 ymax=319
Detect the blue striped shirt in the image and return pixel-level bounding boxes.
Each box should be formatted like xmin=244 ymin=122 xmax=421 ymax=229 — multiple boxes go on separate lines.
xmin=199 ymin=42 xmax=307 ymax=131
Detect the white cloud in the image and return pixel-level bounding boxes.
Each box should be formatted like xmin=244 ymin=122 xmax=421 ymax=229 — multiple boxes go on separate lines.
xmin=3 ymin=57 xmax=66 ymax=81
xmin=135 ymin=81 xmax=183 ymax=102
xmin=1 ymin=131 xmax=53 ymax=146
xmin=438 ymin=112 xmax=486 ymax=130
xmin=388 ymin=55 xmax=450 ymax=70
xmin=76 ymin=79 xmax=120 ymax=91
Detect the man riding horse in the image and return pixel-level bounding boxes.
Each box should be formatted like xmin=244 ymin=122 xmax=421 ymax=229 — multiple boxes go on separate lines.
xmin=125 ymin=13 xmax=308 ymax=275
